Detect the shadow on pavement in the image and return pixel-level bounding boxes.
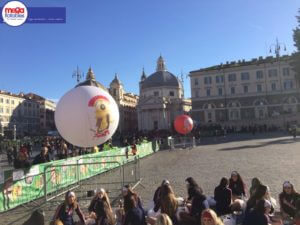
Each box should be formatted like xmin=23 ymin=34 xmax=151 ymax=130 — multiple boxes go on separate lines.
xmin=218 ymin=137 xmax=300 ymax=151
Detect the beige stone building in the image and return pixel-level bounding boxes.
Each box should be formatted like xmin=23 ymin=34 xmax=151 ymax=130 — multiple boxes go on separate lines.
xmin=0 ymin=91 xmax=40 ymax=136
xmin=137 ymin=56 xmax=192 ymax=131
xmin=190 ymin=55 xmax=300 ymax=128
xmin=109 ymin=74 xmax=139 ymax=133
xmin=25 ymin=93 xmax=56 ymax=133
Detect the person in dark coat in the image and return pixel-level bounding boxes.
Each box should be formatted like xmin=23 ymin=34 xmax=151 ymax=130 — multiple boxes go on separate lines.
xmin=244 ymin=184 xmax=268 ymax=220
xmin=180 ymin=185 xmax=209 ymax=225
xmin=14 ymin=150 xmax=31 ymax=169
xmin=88 ymin=189 xmax=115 ymax=225
xmin=159 ymin=183 xmax=179 ymax=225
xmin=185 ymin=177 xmax=204 ymax=201
xmin=229 ymin=171 xmax=246 ymax=199
xmin=22 ymin=209 xmax=45 ymax=225
xmin=249 ymin=177 xmax=262 ymax=197
xmin=7 ymin=147 xmax=13 ymax=165
xmin=122 ymin=185 xmax=144 ymax=213
xmin=123 ymin=195 xmax=146 ymax=225
xmin=214 ymin=177 xmax=232 ymax=216
xmin=153 ymin=179 xmax=170 ymax=212
xmin=33 ymin=147 xmax=51 ymax=165
xmin=279 ymin=181 xmax=300 ymax=219
xmin=243 ymin=199 xmax=269 ymax=225
xmin=52 ymin=191 xmax=86 ymax=225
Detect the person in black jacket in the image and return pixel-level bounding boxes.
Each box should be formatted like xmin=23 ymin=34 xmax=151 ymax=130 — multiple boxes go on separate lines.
xmin=279 ymin=181 xmax=300 ymax=219
xmin=33 ymin=147 xmax=51 ymax=165
xmin=123 ymin=194 xmax=146 ymax=225
xmin=180 ymin=184 xmax=209 ymax=225
xmin=185 ymin=177 xmax=204 ymax=199
xmin=122 ymin=185 xmax=144 ymax=214
xmin=14 ymin=150 xmax=31 ymax=169
xmin=52 ymin=191 xmax=86 ymax=225
xmin=229 ymin=171 xmax=246 ymax=199
xmin=243 ymin=199 xmax=269 ymax=225
xmin=23 ymin=209 xmax=45 ymax=225
xmin=214 ymin=177 xmax=232 ymax=216
xmin=88 ymin=188 xmax=115 ymax=225
xmin=244 ymin=184 xmax=268 ymax=220
xmin=153 ymin=179 xmax=170 ymax=212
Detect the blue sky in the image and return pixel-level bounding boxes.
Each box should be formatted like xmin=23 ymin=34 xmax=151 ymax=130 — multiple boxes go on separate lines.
xmin=0 ymin=0 xmax=299 ymax=100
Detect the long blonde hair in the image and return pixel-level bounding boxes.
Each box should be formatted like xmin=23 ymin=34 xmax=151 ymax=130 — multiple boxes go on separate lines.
xmin=201 ymin=209 xmax=224 ymax=225
xmin=160 ymin=185 xmax=178 ymax=218
xmin=155 ymin=213 xmax=173 ymax=225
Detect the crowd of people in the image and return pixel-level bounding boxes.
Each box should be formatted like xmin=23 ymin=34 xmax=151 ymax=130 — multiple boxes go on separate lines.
xmin=1 ymin=122 xmax=295 ymax=170
xmin=38 ymin=171 xmax=300 ymax=225
xmin=2 ymin=135 xmax=147 ymax=169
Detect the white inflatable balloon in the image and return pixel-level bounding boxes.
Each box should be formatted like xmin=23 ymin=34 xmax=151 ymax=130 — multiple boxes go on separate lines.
xmin=55 ymin=86 xmax=119 ymax=147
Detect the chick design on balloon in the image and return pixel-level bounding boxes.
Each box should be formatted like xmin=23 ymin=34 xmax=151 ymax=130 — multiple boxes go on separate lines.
xmin=55 ymin=68 xmax=120 ymax=148
xmin=88 ymin=95 xmax=114 ymax=137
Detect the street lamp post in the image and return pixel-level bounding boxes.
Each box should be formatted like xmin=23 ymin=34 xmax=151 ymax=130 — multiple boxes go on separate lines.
xmin=72 ymin=66 xmax=84 ymax=83
xmin=13 ymin=124 xmax=16 ymax=141
xmin=221 ymin=65 xmax=228 ymax=123
xmin=269 ymin=38 xmax=287 ymax=128
xmin=269 ymin=38 xmax=287 ymax=93
xmin=0 ymin=118 xmax=3 ymax=136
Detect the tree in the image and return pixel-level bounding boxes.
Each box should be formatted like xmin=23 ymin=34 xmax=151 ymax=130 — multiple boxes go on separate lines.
xmin=291 ymin=9 xmax=300 ymax=84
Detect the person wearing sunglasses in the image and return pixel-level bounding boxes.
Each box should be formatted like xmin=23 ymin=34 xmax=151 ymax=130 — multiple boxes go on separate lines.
xmin=279 ymin=181 xmax=300 ymax=219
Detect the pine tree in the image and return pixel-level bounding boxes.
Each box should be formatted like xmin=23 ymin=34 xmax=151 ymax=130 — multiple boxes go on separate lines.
xmin=291 ymin=9 xmax=300 ymax=84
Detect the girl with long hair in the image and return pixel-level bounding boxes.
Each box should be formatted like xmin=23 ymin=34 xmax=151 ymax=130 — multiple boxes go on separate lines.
xmin=52 ymin=191 xmax=86 ymax=225
xmin=160 ymin=184 xmax=179 ymax=224
xmin=122 ymin=185 xmax=144 ymax=214
xmin=243 ymin=199 xmax=269 ymax=225
xmin=123 ymin=195 xmax=146 ymax=225
xmin=155 ymin=214 xmax=173 ymax=225
xmin=249 ymin=177 xmax=262 ymax=197
xmin=153 ymin=180 xmax=170 ymax=212
xmin=279 ymin=181 xmax=300 ymax=219
xmin=180 ymin=181 xmax=208 ymax=225
xmin=229 ymin=171 xmax=246 ymax=200
xmin=185 ymin=177 xmax=203 ymax=200
xmin=116 ymin=185 xmax=145 ymax=225
xmin=245 ymin=184 xmax=268 ymax=217
xmin=88 ymin=188 xmax=115 ymax=225
xmin=201 ymin=209 xmax=224 ymax=225
xmin=214 ymin=177 xmax=232 ymax=216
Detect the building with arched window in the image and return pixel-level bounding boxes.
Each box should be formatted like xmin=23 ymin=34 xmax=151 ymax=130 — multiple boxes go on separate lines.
xmin=190 ymin=55 xmax=300 ymax=128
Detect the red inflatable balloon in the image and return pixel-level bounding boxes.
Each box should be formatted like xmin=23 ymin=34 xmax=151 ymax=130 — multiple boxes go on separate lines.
xmin=174 ymin=115 xmax=194 ymax=135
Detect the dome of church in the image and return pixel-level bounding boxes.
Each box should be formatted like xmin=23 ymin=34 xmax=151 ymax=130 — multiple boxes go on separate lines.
xmin=141 ymin=55 xmax=182 ymax=89
xmin=76 ymin=67 xmax=108 ymax=91
xmin=111 ymin=73 xmax=122 ymax=86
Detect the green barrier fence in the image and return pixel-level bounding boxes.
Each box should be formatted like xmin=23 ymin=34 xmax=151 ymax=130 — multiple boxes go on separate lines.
xmin=0 ymin=141 xmax=159 ymax=212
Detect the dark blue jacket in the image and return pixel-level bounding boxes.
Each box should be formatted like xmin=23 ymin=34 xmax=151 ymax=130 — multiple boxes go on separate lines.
xmin=123 ymin=207 xmax=146 ymax=225
xmin=243 ymin=209 xmax=268 ymax=225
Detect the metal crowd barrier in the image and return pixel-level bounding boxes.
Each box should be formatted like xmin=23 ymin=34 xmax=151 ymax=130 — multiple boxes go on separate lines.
xmin=169 ymin=136 xmax=196 ymax=150
xmin=0 ymin=141 xmax=157 ymax=213
xmin=43 ymin=154 xmax=141 ymax=206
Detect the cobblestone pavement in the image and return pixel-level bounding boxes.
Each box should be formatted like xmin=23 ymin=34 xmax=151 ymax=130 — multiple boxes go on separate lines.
xmin=1 ymin=134 xmax=300 ymax=225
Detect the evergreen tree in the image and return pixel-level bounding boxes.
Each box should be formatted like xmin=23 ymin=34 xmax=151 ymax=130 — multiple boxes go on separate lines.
xmin=291 ymin=9 xmax=300 ymax=84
